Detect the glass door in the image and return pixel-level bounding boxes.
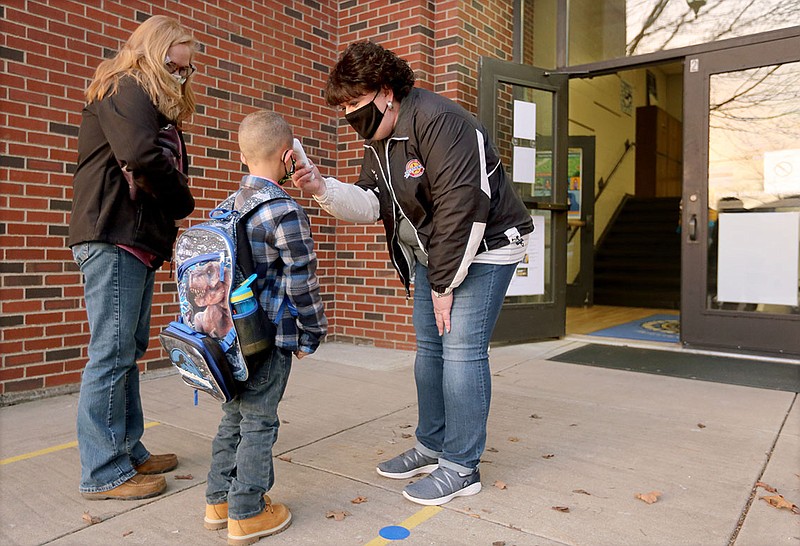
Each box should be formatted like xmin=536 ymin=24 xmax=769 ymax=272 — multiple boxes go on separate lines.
xmin=682 ymin=34 xmax=800 ymax=356
xmin=479 ymin=58 xmax=569 ymax=343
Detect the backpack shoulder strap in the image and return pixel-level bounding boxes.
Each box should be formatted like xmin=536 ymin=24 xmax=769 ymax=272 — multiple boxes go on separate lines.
xmin=232 ymin=184 xmax=292 ymax=278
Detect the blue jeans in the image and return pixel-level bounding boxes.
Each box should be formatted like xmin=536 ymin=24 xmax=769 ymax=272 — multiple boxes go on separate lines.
xmin=412 ymin=261 xmax=516 ymax=474
xmin=72 ymin=242 xmax=155 ymax=492
xmin=206 ymin=347 xmax=293 ymax=520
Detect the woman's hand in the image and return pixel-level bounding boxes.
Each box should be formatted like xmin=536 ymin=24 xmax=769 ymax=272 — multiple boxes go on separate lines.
xmin=295 ymin=349 xmax=311 ymax=360
xmin=291 ymin=162 xmax=325 ymax=197
xmin=431 ymin=290 xmax=453 ymax=335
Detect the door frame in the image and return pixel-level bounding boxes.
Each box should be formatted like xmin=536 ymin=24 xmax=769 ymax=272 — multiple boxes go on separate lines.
xmin=681 ymin=35 xmax=800 ymax=356
xmin=566 ymin=136 xmax=596 ymax=307
xmin=479 ymin=57 xmax=570 ymax=343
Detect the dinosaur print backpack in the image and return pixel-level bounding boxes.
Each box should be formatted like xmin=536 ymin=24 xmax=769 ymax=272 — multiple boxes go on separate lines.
xmin=159 ymin=184 xmax=290 ymax=402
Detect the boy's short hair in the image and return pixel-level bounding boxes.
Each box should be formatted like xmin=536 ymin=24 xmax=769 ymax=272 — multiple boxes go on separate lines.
xmin=238 ymin=110 xmax=292 ymax=164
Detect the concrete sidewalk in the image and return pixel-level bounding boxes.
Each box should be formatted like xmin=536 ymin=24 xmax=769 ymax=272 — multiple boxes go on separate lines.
xmin=0 ymin=339 xmax=797 ymax=546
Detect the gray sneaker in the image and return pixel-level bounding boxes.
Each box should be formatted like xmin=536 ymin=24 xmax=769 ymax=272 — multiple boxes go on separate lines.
xmin=402 ymin=466 xmax=481 ymax=505
xmin=376 ymin=448 xmax=438 ymax=479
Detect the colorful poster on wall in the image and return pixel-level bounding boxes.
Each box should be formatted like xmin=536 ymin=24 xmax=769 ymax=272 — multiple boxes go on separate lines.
xmin=534 ymin=149 xmax=584 ymax=215
xmin=534 ymin=151 xmax=552 ymax=197
xmin=567 ymin=149 xmax=583 ymax=220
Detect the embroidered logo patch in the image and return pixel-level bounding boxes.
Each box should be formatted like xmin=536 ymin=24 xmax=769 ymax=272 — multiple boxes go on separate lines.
xmin=404 ymin=159 xmax=424 ymax=178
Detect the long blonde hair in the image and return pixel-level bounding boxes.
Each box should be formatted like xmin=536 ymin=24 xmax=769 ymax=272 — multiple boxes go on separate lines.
xmin=86 ymin=15 xmax=196 ymax=124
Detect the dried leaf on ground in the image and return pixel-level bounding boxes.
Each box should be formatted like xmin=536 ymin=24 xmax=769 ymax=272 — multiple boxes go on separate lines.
xmin=530 ymin=414 xmax=542 ymax=419
xmin=492 ymin=542 xmax=506 ymax=546
xmin=399 ymin=424 xmax=413 ymax=429
xmin=760 ymin=495 xmax=800 ymax=514
xmin=552 ymin=506 xmax=570 ymax=512
xmin=486 ymin=446 xmax=499 ymax=453
xmin=493 ymin=480 xmax=507 ymax=490
xmin=508 ymin=436 xmax=520 ymax=442
xmin=756 ymin=481 xmax=778 ymax=493
xmin=350 ymin=496 xmax=368 ymax=504
xmin=277 ymin=455 xmax=292 ymax=462
xmin=541 ymin=453 xmax=555 ymax=459
xmin=376 ymin=449 xmax=384 ymax=455
xmin=174 ymin=474 xmax=193 ymax=480
xmin=401 ymin=433 xmax=412 ymax=439
xmin=82 ymin=512 xmax=102 ymax=525
xmin=122 ymin=531 xmax=133 ymax=537
xmin=635 ymin=491 xmax=662 ymax=504
xmin=697 ymin=423 xmax=706 ymax=429
xmin=573 ymin=489 xmax=591 ymax=495
xmin=325 ymin=510 xmax=351 ymax=521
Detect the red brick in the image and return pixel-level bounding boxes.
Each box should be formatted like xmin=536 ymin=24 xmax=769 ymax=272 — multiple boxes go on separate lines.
xmin=4 ymin=378 xmax=44 ymax=393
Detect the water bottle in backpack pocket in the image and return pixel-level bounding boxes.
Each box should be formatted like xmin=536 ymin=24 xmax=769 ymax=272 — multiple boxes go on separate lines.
xmin=230 ymin=273 xmax=275 ymax=361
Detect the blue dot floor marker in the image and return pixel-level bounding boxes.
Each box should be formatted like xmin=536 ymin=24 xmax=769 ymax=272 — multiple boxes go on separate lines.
xmin=379 ymin=525 xmax=411 ymax=540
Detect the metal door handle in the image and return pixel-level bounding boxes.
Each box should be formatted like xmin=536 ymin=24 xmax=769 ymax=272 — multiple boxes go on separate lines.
xmin=688 ymin=215 xmax=697 ymax=241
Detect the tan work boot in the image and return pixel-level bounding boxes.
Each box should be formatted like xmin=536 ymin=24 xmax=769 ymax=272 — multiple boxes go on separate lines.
xmin=135 ymin=453 xmax=178 ymax=475
xmin=205 ymin=495 xmax=271 ymax=530
xmin=81 ymin=473 xmax=166 ymax=501
xmin=227 ymin=501 xmax=291 ymax=545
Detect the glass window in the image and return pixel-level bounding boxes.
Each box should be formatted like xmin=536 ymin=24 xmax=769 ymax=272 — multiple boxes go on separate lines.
xmin=496 ymin=82 xmax=557 ymax=304
xmin=706 ymin=60 xmax=800 ymax=315
xmin=568 ymin=0 xmax=800 ymax=65
xmin=524 ymin=0 xmax=557 ymax=68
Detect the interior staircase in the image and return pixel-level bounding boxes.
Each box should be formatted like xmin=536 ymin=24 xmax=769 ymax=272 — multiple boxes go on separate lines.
xmin=594 ymin=196 xmax=681 ymax=309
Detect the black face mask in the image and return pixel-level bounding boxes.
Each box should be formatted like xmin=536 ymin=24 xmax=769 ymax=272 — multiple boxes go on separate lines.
xmin=345 ymin=91 xmax=386 ymax=140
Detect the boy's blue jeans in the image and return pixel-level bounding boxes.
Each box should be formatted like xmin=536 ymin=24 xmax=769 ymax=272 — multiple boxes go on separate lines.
xmin=72 ymin=242 xmax=155 ymax=492
xmin=412 ymin=261 xmax=517 ymax=474
xmin=206 ymin=347 xmax=293 ymax=520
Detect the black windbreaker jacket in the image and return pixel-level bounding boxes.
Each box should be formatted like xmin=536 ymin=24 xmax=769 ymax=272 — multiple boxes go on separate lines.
xmin=68 ymin=76 xmax=194 ymax=266
xmin=356 ymin=87 xmax=533 ymax=295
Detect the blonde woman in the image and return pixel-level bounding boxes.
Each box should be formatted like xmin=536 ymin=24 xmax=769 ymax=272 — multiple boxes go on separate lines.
xmin=69 ymin=15 xmax=197 ymax=500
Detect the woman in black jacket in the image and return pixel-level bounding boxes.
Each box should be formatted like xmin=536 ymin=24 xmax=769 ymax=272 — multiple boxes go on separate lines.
xmin=68 ymin=15 xmax=196 ymax=501
xmin=292 ymin=41 xmax=533 ymax=506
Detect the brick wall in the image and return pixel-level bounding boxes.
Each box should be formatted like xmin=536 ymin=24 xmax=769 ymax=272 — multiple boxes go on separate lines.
xmin=0 ymin=0 xmax=514 ymax=401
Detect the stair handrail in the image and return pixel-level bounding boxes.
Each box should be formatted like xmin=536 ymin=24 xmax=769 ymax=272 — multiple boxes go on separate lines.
xmin=596 ymin=139 xmax=635 ymax=202
xmin=568 ymin=140 xmax=635 ymax=244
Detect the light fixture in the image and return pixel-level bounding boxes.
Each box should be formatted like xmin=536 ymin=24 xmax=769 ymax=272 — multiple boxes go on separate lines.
xmin=687 ymin=0 xmax=706 ymax=17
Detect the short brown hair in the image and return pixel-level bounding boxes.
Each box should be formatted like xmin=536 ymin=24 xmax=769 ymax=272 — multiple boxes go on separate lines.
xmin=325 ymin=41 xmax=415 ymax=107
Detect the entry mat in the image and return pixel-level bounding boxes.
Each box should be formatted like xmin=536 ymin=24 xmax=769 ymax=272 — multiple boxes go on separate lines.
xmin=550 ymin=344 xmax=800 ymax=392
xmin=588 ymin=314 xmax=679 ymax=343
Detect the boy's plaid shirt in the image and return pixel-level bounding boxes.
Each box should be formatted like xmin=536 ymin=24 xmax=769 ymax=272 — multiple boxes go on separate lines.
xmin=239 ymin=175 xmax=327 ymax=354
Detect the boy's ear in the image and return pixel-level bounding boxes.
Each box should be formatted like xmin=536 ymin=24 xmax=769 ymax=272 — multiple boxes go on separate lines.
xmin=240 ymin=152 xmax=248 ymax=166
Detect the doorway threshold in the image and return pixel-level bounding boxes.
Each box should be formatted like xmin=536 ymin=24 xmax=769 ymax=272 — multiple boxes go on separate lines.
xmin=567 ymin=333 xmax=800 ymax=365
xmin=558 ymin=335 xmax=800 ymax=392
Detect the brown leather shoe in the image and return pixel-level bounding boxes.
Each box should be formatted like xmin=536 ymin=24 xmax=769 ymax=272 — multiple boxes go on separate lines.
xmin=205 ymin=495 xmax=271 ymax=530
xmin=227 ymin=501 xmax=291 ymax=545
xmin=81 ymin=473 xmax=166 ymax=501
xmin=135 ymin=453 xmax=178 ymax=475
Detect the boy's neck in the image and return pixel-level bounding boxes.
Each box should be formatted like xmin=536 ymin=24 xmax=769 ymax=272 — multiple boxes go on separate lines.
xmin=244 ymin=172 xmax=280 ymax=186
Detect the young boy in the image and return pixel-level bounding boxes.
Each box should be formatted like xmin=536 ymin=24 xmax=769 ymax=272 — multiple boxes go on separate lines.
xmin=203 ymin=110 xmax=327 ymax=545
